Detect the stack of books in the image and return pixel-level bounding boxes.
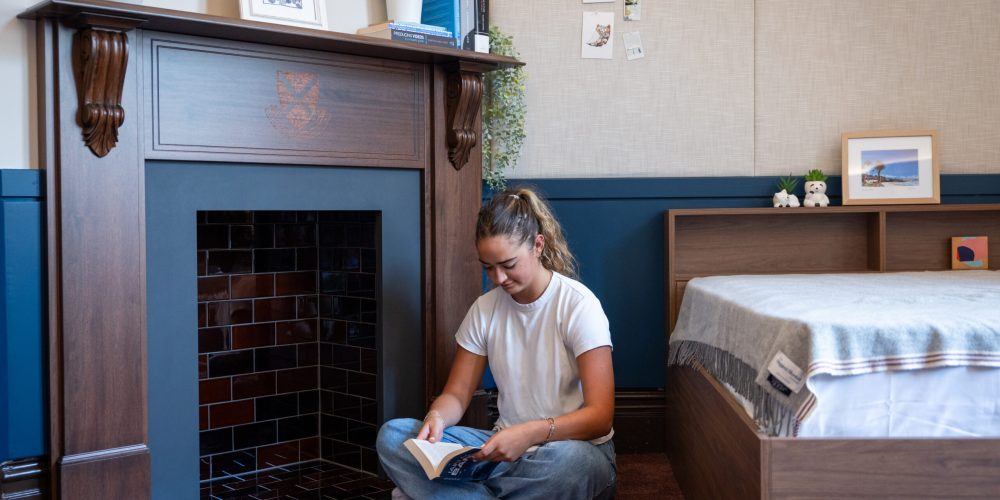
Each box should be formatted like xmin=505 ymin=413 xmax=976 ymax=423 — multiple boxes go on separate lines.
xmin=356 ymin=21 xmax=457 ymax=48
xmin=356 ymin=0 xmax=489 ymax=53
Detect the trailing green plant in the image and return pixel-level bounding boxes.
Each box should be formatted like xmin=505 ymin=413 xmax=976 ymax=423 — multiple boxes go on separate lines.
xmin=776 ymin=175 xmax=799 ymax=193
xmin=482 ymin=26 xmax=527 ymax=191
xmin=804 ymin=169 xmax=828 ymax=182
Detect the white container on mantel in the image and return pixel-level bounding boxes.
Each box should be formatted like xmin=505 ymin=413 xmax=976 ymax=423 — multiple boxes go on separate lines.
xmin=386 ymin=0 xmax=422 ymax=23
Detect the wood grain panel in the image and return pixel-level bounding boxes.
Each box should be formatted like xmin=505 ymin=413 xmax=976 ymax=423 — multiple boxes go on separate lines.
xmin=147 ymin=33 xmax=426 ymax=166
xmin=673 ymin=212 xmax=876 ymax=277
xmin=666 ymin=365 xmax=762 ymax=500
xmin=768 ymin=438 xmax=1000 ymax=498
xmin=425 ymin=64 xmax=483 ymax=398
xmin=886 ymin=210 xmax=1000 ymax=271
xmin=59 ymin=448 xmax=149 ymax=500
xmin=55 ymin=20 xmax=147 ymax=458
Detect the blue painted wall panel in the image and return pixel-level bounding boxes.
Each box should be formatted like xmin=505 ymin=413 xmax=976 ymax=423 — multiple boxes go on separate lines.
xmin=0 ymin=169 xmax=45 ymax=462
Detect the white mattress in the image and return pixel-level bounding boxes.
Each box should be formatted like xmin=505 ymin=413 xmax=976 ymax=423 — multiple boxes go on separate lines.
xmin=729 ymin=366 xmax=1000 ymax=437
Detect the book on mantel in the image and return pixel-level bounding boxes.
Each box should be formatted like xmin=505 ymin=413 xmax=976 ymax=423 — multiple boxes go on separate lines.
xmin=356 ymin=21 xmax=457 ymax=48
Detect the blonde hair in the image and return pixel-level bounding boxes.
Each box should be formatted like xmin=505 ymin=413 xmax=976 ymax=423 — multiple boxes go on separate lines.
xmin=476 ymin=187 xmax=577 ymax=278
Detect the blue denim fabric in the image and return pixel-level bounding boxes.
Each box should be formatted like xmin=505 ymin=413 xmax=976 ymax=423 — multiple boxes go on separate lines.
xmin=377 ymin=418 xmax=616 ymax=499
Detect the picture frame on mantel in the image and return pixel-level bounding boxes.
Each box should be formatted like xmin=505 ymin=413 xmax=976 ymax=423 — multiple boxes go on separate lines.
xmin=239 ymin=0 xmax=328 ymax=30
xmin=841 ymin=130 xmax=940 ymax=205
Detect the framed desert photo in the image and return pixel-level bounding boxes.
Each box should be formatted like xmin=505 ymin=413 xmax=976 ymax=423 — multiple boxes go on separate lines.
xmin=841 ymin=130 xmax=940 ymax=205
xmin=239 ymin=0 xmax=328 ymax=30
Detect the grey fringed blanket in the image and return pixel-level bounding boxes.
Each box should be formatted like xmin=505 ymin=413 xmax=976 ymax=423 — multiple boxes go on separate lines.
xmin=667 ymin=271 xmax=1000 ymax=436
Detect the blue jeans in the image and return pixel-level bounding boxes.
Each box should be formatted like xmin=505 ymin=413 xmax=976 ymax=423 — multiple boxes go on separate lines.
xmin=377 ymin=418 xmax=616 ymax=499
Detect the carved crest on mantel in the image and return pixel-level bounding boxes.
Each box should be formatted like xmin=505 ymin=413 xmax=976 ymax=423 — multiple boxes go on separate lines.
xmin=266 ymin=70 xmax=331 ymax=140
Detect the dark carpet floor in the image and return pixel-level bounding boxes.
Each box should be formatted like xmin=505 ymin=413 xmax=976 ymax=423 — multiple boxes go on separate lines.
xmin=615 ymin=453 xmax=685 ymax=499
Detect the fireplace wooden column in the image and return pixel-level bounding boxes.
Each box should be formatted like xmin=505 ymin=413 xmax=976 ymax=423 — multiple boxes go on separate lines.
xmin=21 ymin=1 xmax=520 ymax=498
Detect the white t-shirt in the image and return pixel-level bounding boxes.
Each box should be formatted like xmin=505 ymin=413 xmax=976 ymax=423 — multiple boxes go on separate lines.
xmin=455 ymin=271 xmax=614 ymax=444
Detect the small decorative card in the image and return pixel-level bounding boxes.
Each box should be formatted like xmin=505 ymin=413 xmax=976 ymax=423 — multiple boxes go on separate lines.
xmin=625 ymin=0 xmax=641 ymax=21
xmin=623 ymin=31 xmax=644 ymax=60
xmin=581 ymin=11 xmax=615 ymax=59
xmin=951 ymin=236 xmax=989 ymax=270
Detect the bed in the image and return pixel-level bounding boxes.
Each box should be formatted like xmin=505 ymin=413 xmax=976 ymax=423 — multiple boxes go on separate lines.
xmin=663 ymin=204 xmax=1000 ymax=499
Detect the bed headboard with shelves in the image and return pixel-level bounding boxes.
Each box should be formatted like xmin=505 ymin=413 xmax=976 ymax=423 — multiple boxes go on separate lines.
xmin=664 ymin=204 xmax=1000 ymax=333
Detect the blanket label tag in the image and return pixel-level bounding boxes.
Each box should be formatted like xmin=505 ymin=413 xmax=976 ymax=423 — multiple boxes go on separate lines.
xmin=767 ymin=351 xmax=805 ymax=394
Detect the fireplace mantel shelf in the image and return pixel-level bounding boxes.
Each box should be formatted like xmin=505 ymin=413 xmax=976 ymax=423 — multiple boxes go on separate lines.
xmin=19 ymin=0 xmax=523 ymax=69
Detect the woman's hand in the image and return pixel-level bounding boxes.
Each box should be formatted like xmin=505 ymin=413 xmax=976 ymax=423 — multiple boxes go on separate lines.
xmin=473 ymin=421 xmax=543 ymax=462
xmin=416 ymin=410 xmax=445 ymax=443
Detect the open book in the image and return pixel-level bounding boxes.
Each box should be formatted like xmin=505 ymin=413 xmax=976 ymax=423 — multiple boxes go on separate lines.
xmin=403 ymin=439 xmax=500 ymax=481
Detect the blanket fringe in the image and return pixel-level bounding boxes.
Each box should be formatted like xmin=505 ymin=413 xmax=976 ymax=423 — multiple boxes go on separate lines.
xmin=668 ymin=340 xmax=798 ymax=437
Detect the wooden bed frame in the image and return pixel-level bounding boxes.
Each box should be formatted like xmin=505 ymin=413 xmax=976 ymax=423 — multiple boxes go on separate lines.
xmin=664 ymin=204 xmax=1000 ymax=499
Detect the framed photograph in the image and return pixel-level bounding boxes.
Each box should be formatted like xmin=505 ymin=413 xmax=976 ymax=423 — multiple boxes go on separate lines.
xmin=239 ymin=0 xmax=328 ymax=31
xmin=841 ymin=130 xmax=940 ymax=205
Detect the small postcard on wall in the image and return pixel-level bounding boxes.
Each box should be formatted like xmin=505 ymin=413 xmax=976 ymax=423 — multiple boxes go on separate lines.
xmin=582 ymin=11 xmax=614 ymax=59
xmin=625 ymin=0 xmax=641 ymax=21
xmin=623 ymin=31 xmax=644 ymax=60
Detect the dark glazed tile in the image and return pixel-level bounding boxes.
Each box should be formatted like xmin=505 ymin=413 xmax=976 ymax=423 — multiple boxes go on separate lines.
xmin=200 ymin=406 xmax=209 ymax=431
xmin=255 ymin=345 xmax=297 ymax=371
xmin=198 ymin=354 xmax=208 ymax=380
xmin=297 ymin=343 xmax=319 ymax=366
xmin=253 ymin=223 xmax=275 ymax=248
xmin=276 ymin=319 xmax=317 ymax=345
xmin=275 ymin=271 xmax=317 ymax=295
xmin=198 ymin=276 xmax=230 ymax=301
xmin=296 ymin=248 xmax=317 ymax=271
xmin=210 ymin=399 xmax=255 ymax=428
xmin=254 ymin=248 xmax=296 ymax=273
xmin=359 ymin=348 xmax=377 ymax=375
xmin=347 ymin=372 xmax=376 ymax=400
xmin=255 ymin=297 xmax=297 ymax=322
xmin=300 ymin=438 xmax=320 ymax=460
xmin=277 ymin=367 xmax=318 ymax=394
xmin=207 ymin=250 xmax=252 ymax=275
xmin=231 ymin=274 xmax=274 ymax=299
xmin=320 ymin=320 xmax=345 ymax=343
xmin=231 ymin=323 xmax=275 ymax=349
xmin=317 ymin=223 xmax=345 ymax=247
xmin=299 ymin=390 xmax=319 ymax=414
xmin=198 ymin=251 xmax=207 ymax=277
xmin=257 ymin=441 xmax=299 ymax=469
xmin=278 ymin=414 xmax=318 ymax=441
xmin=329 ymin=345 xmax=360 ymax=371
xmin=212 ymin=449 xmax=257 ymax=478
xmin=361 ymin=249 xmax=377 ymax=274
xmin=230 ymin=225 xmax=255 ymax=249
xmin=254 ymin=211 xmax=297 ymax=223
xmin=346 ymin=323 xmax=375 ymax=349
xmin=297 ymin=296 xmax=319 ymax=318
xmin=256 ymin=393 xmax=299 ymax=421
xmin=328 ymin=440 xmax=362 ymax=469
xmin=319 ymin=272 xmax=346 ymax=294
xmin=207 ymin=211 xmax=252 ymax=224
xmin=208 ymin=350 xmax=254 ymax=378
xmin=199 ymin=378 xmax=231 ymax=405
xmin=275 ymin=223 xmax=316 ymax=247
xmin=233 ymin=421 xmax=277 ymax=449
xmin=198 ymin=327 xmax=230 ymax=354
xmin=199 ymin=428 xmax=233 ymax=456
xmin=232 ymin=372 xmax=276 ymax=400
xmin=197 ymin=224 xmax=229 ymax=250
xmin=331 ymin=393 xmax=362 ymax=421
xmin=320 ymin=368 xmax=347 ymax=392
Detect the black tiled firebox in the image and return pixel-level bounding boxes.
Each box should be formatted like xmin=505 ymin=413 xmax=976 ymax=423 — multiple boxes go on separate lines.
xmin=197 ymin=211 xmax=381 ymax=482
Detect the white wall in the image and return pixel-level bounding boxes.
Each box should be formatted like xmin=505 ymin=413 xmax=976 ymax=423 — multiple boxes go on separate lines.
xmin=1 ymin=0 xmax=385 ymax=169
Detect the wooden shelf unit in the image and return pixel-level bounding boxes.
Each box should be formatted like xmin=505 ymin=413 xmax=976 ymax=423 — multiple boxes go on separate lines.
xmin=665 ymin=204 xmax=1000 ymax=332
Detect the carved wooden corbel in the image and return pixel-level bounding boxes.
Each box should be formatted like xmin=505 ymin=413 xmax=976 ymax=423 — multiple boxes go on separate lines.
xmin=445 ymin=62 xmax=493 ymax=171
xmin=71 ymin=14 xmax=144 ymax=158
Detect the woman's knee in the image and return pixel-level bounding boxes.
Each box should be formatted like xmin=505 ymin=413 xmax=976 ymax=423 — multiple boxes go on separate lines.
xmin=540 ymin=441 xmax=615 ymax=484
xmin=376 ymin=418 xmax=421 ymax=454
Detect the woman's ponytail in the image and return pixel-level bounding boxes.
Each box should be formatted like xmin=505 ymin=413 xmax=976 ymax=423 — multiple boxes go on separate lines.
xmin=477 ymin=187 xmax=577 ymax=278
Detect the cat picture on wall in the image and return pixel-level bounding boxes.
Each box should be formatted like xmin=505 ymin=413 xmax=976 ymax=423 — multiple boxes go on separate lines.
xmin=581 ymin=11 xmax=614 ymax=59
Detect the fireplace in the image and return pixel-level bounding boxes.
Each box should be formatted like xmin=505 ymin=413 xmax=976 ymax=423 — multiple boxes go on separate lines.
xmin=22 ymin=1 xmax=519 ymax=497
xmin=146 ymin=163 xmax=421 ymax=496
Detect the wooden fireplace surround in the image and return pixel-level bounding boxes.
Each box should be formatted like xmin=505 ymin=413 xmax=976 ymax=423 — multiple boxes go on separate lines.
xmin=20 ymin=1 xmax=520 ymax=498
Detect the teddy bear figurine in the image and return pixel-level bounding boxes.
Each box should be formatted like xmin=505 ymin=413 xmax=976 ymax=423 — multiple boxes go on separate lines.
xmin=802 ymin=169 xmax=830 ymax=207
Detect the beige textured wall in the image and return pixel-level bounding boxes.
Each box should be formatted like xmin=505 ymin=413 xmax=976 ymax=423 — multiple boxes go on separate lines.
xmin=494 ymin=0 xmax=1000 ymax=178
